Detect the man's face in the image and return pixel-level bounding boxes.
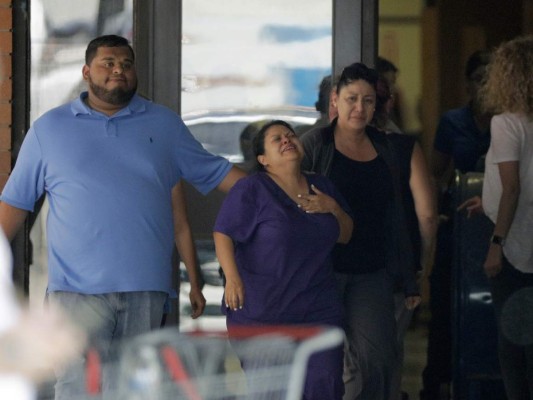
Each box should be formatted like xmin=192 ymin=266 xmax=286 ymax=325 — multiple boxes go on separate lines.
xmin=466 ymin=65 xmax=487 ymax=105
xmin=82 ymin=46 xmax=137 ymax=106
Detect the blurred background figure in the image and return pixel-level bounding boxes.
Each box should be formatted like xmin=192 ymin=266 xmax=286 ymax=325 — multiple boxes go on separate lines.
xmin=313 ymin=75 xmax=334 ymax=127
xmin=372 ymin=77 xmax=402 ymax=133
xmin=314 ymin=75 xmax=338 ymax=127
xmin=476 ymin=34 xmax=533 ymax=400
xmin=0 ymin=230 xmax=85 ymax=400
xmin=238 ymin=121 xmax=267 ymax=172
xmin=376 ymin=56 xmax=404 ymax=132
xmin=296 ymin=74 xmax=337 ymax=136
xmin=421 ymin=49 xmax=492 ymax=400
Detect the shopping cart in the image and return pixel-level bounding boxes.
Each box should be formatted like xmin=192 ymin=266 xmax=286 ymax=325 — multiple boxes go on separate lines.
xmin=85 ymin=324 xmax=344 ymax=399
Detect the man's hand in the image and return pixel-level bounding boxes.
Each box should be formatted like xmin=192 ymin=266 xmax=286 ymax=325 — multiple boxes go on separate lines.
xmin=188 ymin=285 xmax=206 ymax=319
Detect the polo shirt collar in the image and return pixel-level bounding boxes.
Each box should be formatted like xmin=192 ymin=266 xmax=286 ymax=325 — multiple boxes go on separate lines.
xmin=71 ymin=92 xmax=148 ymax=117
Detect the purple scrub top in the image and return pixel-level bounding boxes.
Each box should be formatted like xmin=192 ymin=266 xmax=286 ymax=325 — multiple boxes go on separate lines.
xmin=214 ymin=171 xmax=351 ymax=327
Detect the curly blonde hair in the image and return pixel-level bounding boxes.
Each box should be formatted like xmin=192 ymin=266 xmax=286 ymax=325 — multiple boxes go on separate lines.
xmin=480 ymin=35 xmax=533 ymax=116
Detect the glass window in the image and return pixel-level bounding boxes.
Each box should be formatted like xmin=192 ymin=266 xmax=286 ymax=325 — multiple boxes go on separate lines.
xmin=181 ymin=0 xmax=331 ymax=163
xmin=29 ymin=0 xmax=133 ymax=310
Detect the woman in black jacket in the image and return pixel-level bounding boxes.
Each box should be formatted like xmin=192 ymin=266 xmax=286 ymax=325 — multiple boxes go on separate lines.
xmin=301 ymin=62 xmax=436 ymax=400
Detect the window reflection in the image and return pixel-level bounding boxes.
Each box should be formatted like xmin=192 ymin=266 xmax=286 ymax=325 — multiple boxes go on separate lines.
xmin=181 ymin=0 xmax=331 ymax=162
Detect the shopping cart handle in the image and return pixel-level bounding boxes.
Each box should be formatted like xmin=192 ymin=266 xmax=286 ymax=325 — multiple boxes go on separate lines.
xmin=161 ymin=345 xmax=203 ymax=400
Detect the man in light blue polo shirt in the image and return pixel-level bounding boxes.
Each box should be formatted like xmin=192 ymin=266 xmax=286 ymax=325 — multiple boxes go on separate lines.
xmin=0 ymin=35 xmax=245 ymax=399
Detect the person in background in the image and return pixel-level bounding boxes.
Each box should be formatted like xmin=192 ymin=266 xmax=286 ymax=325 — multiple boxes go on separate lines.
xmin=421 ymin=49 xmax=492 ymax=400
xmin=214 ymin=120 xmax=353 ymax=399
xmin=460 ymin=34 xmax=533 ymax=400
xmin=0 ymin=34 xmax=245 ymax=399
xmin=313 ymin=75 xmax=335 ymax=128
xmin=376 ymin=57 xmax=404 ymax=131
xmin=296 ymin=75 xmax=338 ymax=136
xmin=237 ymin=121 xmax=268 ymax=172
xmin=301 ymin=63 xmax=435 ymax=400
xmin=373 ymin=75 xmax=402 ymax=134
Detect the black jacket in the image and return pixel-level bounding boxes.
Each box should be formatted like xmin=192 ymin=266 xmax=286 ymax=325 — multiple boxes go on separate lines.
xmin=301 ymin=119 xmax=419 ymax=296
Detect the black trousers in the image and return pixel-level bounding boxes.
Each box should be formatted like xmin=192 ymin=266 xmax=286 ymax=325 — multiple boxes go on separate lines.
xmin=421 ymin=220 xmax=453 ymax=397
xmin=490 ymin=256 xmax=533 ymax=400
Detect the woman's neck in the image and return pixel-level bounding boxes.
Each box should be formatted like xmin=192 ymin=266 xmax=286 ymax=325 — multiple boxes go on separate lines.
xmin=334 ymin=125 xmax=376 ymax=162
xmin=266 ymin=166 xmax=308 ymax=200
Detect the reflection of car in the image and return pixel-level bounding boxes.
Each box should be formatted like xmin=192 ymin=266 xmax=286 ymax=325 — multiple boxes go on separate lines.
xmin=183 ymin=107 xmax=319 ymax=163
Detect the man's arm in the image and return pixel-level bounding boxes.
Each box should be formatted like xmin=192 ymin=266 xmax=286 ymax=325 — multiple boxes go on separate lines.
xmin=0 ymin=203 xmax=28 ymax=242
xmin=216 ymin=165 xmax=247 ymax=193
xmin=171 ymin=182 xmax=205 ymax=318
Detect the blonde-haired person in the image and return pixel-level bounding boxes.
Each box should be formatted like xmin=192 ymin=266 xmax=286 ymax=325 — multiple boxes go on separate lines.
xmin=460 ymin=34 xmax=533 ymax=400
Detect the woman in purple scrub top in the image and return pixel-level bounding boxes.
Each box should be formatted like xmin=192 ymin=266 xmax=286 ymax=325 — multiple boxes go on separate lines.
xmin=214 ymin=120 xmax=353 ymax=400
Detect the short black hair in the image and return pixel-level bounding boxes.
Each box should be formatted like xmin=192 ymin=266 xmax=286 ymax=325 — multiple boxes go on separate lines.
xmin=85 ymin=35 xmax=134 ymax=65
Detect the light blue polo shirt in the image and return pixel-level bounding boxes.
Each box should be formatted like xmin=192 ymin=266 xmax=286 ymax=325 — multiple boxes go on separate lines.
xmin=1 ymin=93 xmax=232 ymax=295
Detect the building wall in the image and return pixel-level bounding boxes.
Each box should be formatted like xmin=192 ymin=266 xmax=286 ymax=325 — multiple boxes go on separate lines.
xmin=0 ymin=0 xmax=11 ymax=192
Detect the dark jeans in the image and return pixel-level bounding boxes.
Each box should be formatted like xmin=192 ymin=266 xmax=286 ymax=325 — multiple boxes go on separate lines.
xmin=421 ymin=220 xmax=453 ymax=397
xmin=490 ymin=256 xmax=533 ymax=400
xmin=336 ymin=269 xmax=397 ymax=400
